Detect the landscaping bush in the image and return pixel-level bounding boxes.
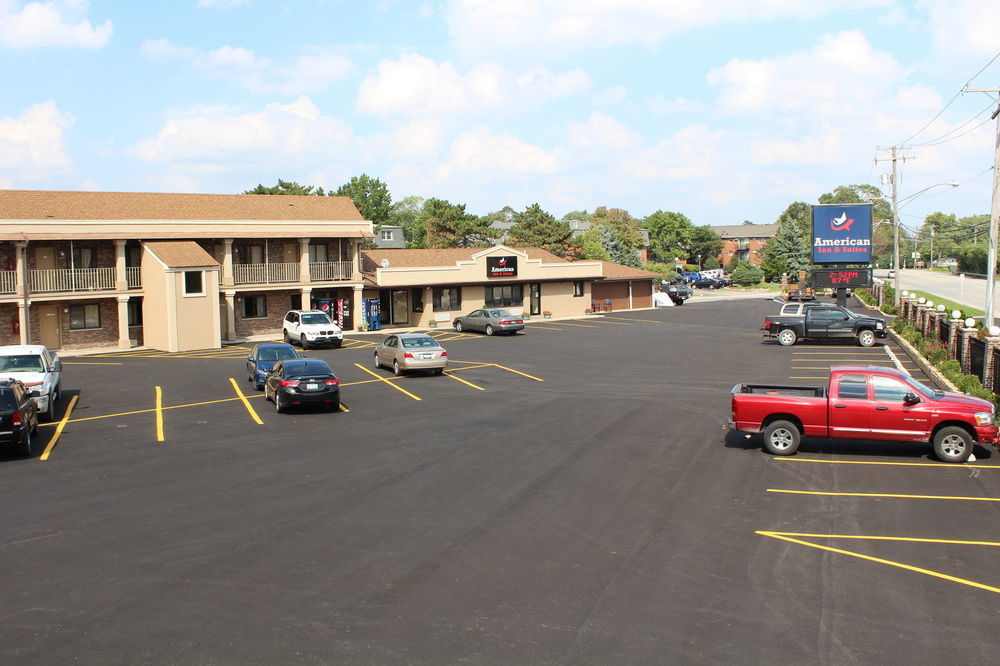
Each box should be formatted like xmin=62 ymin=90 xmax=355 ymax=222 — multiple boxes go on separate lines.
xmin=731 ymin=262 xmax=764 ymax=286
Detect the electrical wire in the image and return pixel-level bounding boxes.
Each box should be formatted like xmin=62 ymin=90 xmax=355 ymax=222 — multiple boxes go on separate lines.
xmin=897 ymin=49 xmax=1000 ymax=145
xmin=911 ymin=101 xmax=997 ymax=147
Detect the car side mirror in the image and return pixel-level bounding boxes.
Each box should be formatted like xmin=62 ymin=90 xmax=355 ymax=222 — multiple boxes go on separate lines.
xmin=52 ymin=360 xmax=62 ymax=372
xmin=29 ymin=390 xmax=40 ymax=398
xmin=903 ymin=392 xmax=919 ymax=404
xmin=843 ymin=315 xmax=849 ymax=320
xmin=247 ymin=356 xmax=254 ymax=362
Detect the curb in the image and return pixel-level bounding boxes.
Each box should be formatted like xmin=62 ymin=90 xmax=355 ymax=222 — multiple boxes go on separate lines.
xmin=886 ymin=329 xmax=958 ymax=392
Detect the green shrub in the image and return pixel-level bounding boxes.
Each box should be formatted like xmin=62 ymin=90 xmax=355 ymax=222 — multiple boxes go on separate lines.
xmin=731 ymin=262 xmax=764 ymax=286
xmin=936 ymin=359 xmax=962 ymax=380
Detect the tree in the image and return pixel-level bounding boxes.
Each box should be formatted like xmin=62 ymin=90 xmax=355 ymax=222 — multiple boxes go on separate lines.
xmin=561 ymin=210 xmax=590 ymax=222
xmin=589 ymin=206 xmax=644 ymax=250
xmin=759 ymin=238 xmax=787 ymax=281
xmin=597 ymin=222 xmax=641 ymax=267
xmin=687 ymin=226 xmax=724 ymax=268
xmin=244 ymin=179 xmax=325 ymax=196
xmin=388 ymin=196 xmax=426 ymax=247
xmin=579 ymin=226 xmax=611 ymax=261
xmin=334 ymin=174 xmax=392 ymax=226
xmin=506 ymin=203 xmax=580 ymax=258
xmin=644 ymin=210 xmax=694 ymax=263
xmin=770 ymin=202 xmax=812 ymax=276
xmin=731 ymin=262 xmax=764 ymax=286
xmin=420 ymin=198 xmax=492 ymax=248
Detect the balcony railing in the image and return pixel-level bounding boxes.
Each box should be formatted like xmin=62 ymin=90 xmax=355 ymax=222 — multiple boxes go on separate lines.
xmin=310 ymin=261 xmax=353 ymax=281
xmin=29 ymin=268 xmax=117 ymax=293
xmin=234 ymin=262 xmax=300 ymax=285
xmin=0 ymin=271 xmax=14 ymax=294
xmin=127 ymin=266 xmax=141 ymax=289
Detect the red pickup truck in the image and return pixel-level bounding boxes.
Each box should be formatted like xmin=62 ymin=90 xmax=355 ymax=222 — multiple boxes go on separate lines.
xmin=728 ymin=365 xmax=998 ymax=463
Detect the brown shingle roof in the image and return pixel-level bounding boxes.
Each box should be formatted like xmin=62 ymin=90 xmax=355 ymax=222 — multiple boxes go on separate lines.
xmin=598 ymin=261 xmax=663 ymax=281
xmin=144 ymin=241 xmax=219 ymax=268
xmin=0 ymin=189 xmax=364 ymax=221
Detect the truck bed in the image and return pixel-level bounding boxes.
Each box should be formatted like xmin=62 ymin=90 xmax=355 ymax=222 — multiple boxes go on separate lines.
xmin=731 ymin=383 xmax=825 ymax=398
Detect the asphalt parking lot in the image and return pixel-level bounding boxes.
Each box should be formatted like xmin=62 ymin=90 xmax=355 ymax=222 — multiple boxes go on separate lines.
xmin=2 ymin=297 xmax=998 ymax=664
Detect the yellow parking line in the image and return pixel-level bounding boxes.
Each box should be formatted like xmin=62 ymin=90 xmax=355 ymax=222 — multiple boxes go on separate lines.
xmin=547 ymin=321 xmax=599 ymax=328
xmin=524 ymin=325 xmax=562 ymax=331
xmin=757 ymin=530 xmax=1000 ymax=595
xmin=444 ymin=370 xmax=485 ymax=390
xmin=229 ymin=377 xmax=264 ymax=425
xmin=155 ymin=386 xmax=165 ymax=442
xmin=604 ymin=316 xmax=661 ymax=323
xmin=491 ymin=363 xmax=543 ymax=382
xmin=339 ymin=402 xmax=350 ymax=413
xmin=353 ymin=363 xmax=422 ymax=401
xmin=775 ymin=458 xmax=1000 ymax=469
xmin=39 ymin=394 xmax=78 ymax=461
xmin=767 ymin=489 xmax=1000 ymax=502
xmin=443 ymin=363 xmax=493 ymax=372
xmin=587 ymin=319 xmax=632 ymax=326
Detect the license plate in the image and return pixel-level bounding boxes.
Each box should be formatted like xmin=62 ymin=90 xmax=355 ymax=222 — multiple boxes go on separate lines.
xmin=306 ymin=383 xmax=318 ymax=390
xmin=420 ymin=353 xmax=433 ymax=359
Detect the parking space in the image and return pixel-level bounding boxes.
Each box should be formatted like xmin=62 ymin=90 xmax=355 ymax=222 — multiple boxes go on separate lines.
xmin=3 ymin=297 xmax=998 ymax=663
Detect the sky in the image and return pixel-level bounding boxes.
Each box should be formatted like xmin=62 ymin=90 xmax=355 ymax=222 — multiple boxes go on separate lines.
xmin=2 ymin=0 xmax=999 ymax=233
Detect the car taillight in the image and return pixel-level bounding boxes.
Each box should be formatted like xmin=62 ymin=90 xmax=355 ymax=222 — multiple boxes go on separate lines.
xmin=324 ymin=378 xmax=339 ymax=386
xmin=441 ymin=350 xmax=447 ymax=357
xmin=500 ymin=320 xmax=511 ymax=325
xmin=279 ymin=379 xmax=300 ymax=387
xmin=12 ymin=411 xmax=22 ymax=427
xmin=764 ymin=320 xmax=772 ymax=329
xmin=404 ymin=352 xmax=414 ymax=359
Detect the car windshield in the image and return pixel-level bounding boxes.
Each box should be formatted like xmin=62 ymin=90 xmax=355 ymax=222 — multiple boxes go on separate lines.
xmin=401 ymin=336 xmax=439 ymax=348
xmin=906 ymin=376 xmax=937 ymax=399
xmin=488 ymin=310 xmax=513 ymax=318
xmin=259 ymin=347 xmax=298 ymax=362
xmin=0 ymin=355 xmax=44 ymax=372
xmin=301 ymin=313 xmax=332 ymax=324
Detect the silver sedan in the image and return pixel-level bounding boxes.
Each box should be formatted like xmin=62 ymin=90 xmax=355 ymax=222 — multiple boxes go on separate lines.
xmin=452 ymin=308 xmax=525 ymax=335
xmin=374 ymin=333 xmax=448 ymax=376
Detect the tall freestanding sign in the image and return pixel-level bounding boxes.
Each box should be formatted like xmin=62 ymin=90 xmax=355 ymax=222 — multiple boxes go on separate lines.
xmin=811 ymin=204 xmax=873 ymax=264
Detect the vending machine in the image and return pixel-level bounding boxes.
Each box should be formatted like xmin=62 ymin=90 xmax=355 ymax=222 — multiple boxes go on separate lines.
xmin=363 ymin=298 xmax=381 ymax=331
xmin=335 ymin=298 xmax=351 ymax=330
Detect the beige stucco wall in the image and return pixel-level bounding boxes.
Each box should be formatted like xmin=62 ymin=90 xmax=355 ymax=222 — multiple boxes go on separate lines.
xmin=140 ymin=254 xmax=171 ymax=351
xmin=173 ymin=269 xmax=221 ymax=351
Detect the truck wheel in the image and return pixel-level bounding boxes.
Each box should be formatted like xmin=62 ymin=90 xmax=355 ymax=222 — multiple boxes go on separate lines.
xmin=857 ymin=329 xmax=876 ymax=347
xmin=777 ymin=329 xmax=797 ymax=346
xmin=933 ymin=426 xmax=973 ymax=463
xmin=763 ymin=420 xmax=801 ymax=456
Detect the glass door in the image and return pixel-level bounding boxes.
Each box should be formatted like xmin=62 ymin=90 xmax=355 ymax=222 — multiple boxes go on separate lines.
xmin=530 ymin=283 xmax=541 ymax=315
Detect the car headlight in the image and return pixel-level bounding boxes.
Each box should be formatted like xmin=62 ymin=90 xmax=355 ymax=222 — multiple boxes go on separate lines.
xmin=876 ymin=322 xmax=884 ymax=328
xmin=975 ymin=412 xmax=994 ymax=426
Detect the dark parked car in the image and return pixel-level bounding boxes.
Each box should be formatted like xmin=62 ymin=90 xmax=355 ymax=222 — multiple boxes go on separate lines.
xmin=0 ymin=378 xmax=40 ymax=456
xmin=762 ymin=306 xmax=887 ymax=347
xmin=658 ymin=281 xmax=692 ymax=305
xmin=693 ymin=276 xmax=724 ymax=289
xmin=246 ymin=343 xmax=300 ymax=390
xmin=264 ymin=359 xmax=340 ymax=413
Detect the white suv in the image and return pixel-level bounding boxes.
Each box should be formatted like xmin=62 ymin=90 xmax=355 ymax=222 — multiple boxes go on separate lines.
xmin=0 ymin=344 xmax=62 ymax=421
xmin=282 ymin=310 xmax=343 ymax=349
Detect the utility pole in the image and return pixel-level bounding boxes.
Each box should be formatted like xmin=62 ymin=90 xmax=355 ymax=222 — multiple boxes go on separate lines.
xmin=876 ymin=145 xmax=911 ymax=304
xmin=965 ymin=87 xmax=1000 ymax=326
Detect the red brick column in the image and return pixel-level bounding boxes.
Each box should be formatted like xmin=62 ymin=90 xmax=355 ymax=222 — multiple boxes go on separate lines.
xmin=960 ymin=327 xmax=977 ymax=375
xmin=947 ymin=318 xmax=962 ymax=359
xmin=983 ymin=334 xmax=1000 ymax=391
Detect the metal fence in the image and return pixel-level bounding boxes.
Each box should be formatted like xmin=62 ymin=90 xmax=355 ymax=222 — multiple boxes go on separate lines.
xmin=938 ymin=318 xmax=950 ymax=345
xmin=968 ymin=337 xmax=986 ymax=382
xmin=992 ymin=348 xmax=1000 ymax=393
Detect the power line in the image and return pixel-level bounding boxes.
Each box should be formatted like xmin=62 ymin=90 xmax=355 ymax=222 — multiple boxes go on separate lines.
xmin=912 ymin=101 xmax=997 ymax=146
xmin=897 ymin=49 xmax=1000 ymax=145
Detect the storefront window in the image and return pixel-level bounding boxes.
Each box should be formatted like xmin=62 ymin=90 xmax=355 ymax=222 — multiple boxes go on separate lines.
xmin=485 ymin=284 xmax=523 ymax=308
xmin=412 ymin=288 xmax=424 ymax=313
xmin=433 ymin=287 xmax=461 ymax=311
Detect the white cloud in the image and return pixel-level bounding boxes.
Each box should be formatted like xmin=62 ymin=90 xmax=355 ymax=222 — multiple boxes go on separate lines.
xmin=444 ymin=0 xmax=891 ymax=55
xmin=707 ymin=31 xmax=901 ymax=118
xmin=567 ymin=111 xmax=639 ymax=155
xmin=139 ymin=39 xmax=354 ymax=95
xmin=0 ymin=0 xmax=112 ymax=48
xmin=924 ymin=0 xmax=1000 ymax=60
xmin=0 ymin=100 xmax=74 ymax=174
xmin=356 ymin=53 xmax=591 ymax=117
xmin=446 ymin=125 xmax=557 ymax=178
xmin=626 ymin=125 xmax=723 ymax=180
xmin=129 ymin=96 xmax=353 ymax=164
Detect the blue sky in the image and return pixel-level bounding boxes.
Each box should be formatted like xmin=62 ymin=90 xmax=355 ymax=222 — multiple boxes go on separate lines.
xmin=2 ymin=0 xmax=999 ymax=233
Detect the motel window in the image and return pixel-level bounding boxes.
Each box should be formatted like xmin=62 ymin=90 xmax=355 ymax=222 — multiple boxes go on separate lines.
xmin=485 ymin=284 xmax=522 ymax=308
xmin=380 ymin=229 xmax=393 ymax=241
xmin=433 ymin=287 xmax=461 ymax=311
xmin=69 ymin=303 xmax=100 ymax=330
xmin=127 ymin=300 xmax=143 ymax=326
xmin=412 ymin=288 xmax=424 ymax=313
xmin=243 ymin=294 xmax=267 ymax=318
xmin=71 ymin=246 xmax=96 ymax=269
xmin=234 ymin=244 xmax=264 ymax=264
xmin=309 ymin=244 xmax=328 ymax=263
xmin=573 ymin=281 xmax=584 ymax=297
xmin=184 ymin=270 xmax=204 ymax=295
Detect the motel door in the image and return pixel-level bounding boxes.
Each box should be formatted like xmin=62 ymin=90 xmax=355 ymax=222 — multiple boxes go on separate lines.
xmin=529 ymin=283 xmax=541 ymax=316
xmin=38 ymin=305 xmax=62 ymax=349
xmin=391 ymin=289 xmax=408 ymax=325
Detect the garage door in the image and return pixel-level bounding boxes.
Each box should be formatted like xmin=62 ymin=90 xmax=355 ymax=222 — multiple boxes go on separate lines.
xmin=591 ymin=282 xmax=629 ymax=311
xmin=631 ymin=281 xmax=652 ymax=308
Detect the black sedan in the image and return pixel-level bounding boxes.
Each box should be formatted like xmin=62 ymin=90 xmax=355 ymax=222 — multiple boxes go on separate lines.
xmin=693 ymin=276 xmax=724 ymax=289
xmin=264 ymin=359 xmax=340 ymax=413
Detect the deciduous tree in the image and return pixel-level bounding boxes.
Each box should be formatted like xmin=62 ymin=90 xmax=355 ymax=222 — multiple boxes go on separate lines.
xmin=334 ymin=174 xmax=392 ymax=226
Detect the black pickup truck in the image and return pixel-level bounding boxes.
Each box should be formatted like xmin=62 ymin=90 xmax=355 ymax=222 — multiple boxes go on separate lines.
xmin=762 ymin=306 xmax=887 ymax=347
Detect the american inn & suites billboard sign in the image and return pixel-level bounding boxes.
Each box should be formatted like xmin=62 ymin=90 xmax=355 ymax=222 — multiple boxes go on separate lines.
xmin=810 ymin=203 xmax=873 ymax=264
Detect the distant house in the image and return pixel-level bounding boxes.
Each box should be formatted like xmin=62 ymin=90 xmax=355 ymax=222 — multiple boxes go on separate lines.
xmin=711 ymin=223 xmax=778 ymax=266
xmin=374 ymin=225 xmax=406 ymax=249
